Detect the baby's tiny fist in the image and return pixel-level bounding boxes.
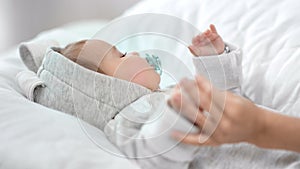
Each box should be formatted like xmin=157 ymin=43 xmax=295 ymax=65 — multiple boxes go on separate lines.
xmin=189 ymin=24 xmax=225 ymax=56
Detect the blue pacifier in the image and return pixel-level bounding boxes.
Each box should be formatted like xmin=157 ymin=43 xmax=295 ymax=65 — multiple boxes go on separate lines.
xmin=144 ymin=53 xmax=162 ymax=75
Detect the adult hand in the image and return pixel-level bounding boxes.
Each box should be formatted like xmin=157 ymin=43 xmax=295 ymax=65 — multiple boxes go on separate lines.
xmin=168 ymin=75 xmax=266 ymax=146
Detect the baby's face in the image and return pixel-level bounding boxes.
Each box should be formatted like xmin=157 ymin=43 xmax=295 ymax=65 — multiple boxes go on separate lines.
xmin=79 ymin=40 xmax=160 ymax=90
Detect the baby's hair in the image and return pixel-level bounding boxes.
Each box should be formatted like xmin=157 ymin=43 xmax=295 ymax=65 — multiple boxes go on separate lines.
xmin=58 ymin=40 xmax=87 ymax=62
xmin=57 ymin=39 xmax=104 ymax=74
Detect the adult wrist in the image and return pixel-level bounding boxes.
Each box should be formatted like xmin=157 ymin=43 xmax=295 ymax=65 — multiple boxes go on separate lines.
xmin=247 ymin=105 xmax=268 ymax=147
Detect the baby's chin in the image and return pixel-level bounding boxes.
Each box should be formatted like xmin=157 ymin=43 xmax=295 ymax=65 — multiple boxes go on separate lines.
xmin=131 ymin=71 xmax=161 ymax=91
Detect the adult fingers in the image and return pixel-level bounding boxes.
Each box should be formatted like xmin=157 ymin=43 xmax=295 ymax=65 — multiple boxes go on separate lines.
xmin=169 ymin=76 xmax=226 ymax=144
xmin=168 ymin=85 xmax=221 ymax=144
xmin=179 ymin=78 xmax=201 ymax=108
xmin=194 ymin=75 xmax=213 ymax=111
xmin=171 ymin=131 xmax=219 ymax=146
xmin=195 ymin=75 xmax=226 ymax=122
xmin=168 ymin=88 xmax=206 ymax=127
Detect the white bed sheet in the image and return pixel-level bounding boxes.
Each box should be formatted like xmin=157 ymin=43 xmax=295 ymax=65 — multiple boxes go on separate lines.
xmin=1 ymin=0 xmax=300 ymax=168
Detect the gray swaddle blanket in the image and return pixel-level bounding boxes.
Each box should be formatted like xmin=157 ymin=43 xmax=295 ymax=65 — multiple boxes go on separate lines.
xmin=33 ymin=48 xmax=202 ymax=169
xmin=34 ymin=48 xmax=151 ymax=130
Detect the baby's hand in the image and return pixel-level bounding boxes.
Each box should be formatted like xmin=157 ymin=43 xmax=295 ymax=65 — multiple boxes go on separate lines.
xmin=188 ymin=24 xmax=225 ymax=56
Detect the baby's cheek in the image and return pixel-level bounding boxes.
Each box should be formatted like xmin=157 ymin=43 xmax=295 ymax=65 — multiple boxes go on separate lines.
xmin=113 ymin=57 xmax=160 ymax=90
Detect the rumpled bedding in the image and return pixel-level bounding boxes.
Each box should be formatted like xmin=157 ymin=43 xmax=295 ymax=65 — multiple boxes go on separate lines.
xmin=1 ymin=0 xmax=300 ymax=168
xmin=123 ymin=0 xmax=300 ymax=168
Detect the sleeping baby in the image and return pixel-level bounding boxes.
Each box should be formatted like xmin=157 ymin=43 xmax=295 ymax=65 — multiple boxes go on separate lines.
xmin=31 ymin=24 xmax=242 ymax=169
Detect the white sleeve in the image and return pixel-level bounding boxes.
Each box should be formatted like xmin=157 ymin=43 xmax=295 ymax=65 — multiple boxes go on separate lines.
xmin=192 ymin=43 xmax=243 ymax=94
xmin=104 ymin=93 xmax=199 ymax=169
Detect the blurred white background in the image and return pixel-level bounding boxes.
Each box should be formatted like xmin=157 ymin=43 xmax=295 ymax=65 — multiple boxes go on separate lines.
xmin=0 ymin=0 xmax=139 ymax=53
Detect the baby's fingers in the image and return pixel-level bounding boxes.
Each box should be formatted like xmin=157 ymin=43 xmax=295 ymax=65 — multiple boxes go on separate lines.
xmin=192 ymin=33 xmax=206 ymax=45
xmin=209 ymin=24 xmax=218 ymax=33
xmin=188 ymin=45 xmax=201 ymax=56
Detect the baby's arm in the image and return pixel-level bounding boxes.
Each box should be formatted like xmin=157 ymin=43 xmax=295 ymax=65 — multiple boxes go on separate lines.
xmin=189 ymin=24 xmax=242 ymax=94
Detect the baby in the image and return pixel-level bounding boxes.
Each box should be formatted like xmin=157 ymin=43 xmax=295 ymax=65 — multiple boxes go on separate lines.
xmin=34 ymin=24 xmax=242 ymax=169
xmin=57 ymin=24 xmax=226 ymax=91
